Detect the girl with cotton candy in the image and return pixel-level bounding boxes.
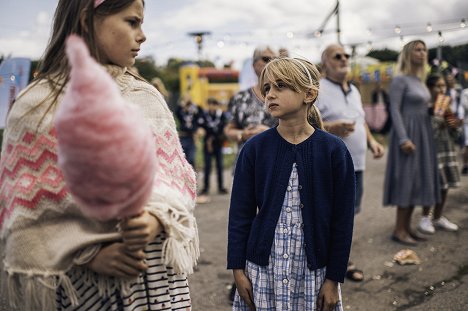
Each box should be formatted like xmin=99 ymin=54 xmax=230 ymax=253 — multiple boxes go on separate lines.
xmin=0 ymin=0 xmax=199 ymax=310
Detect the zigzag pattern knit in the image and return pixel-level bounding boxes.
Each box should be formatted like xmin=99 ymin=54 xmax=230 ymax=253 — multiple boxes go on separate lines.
xmin=0 ymin=66 xmax=198 ymax=309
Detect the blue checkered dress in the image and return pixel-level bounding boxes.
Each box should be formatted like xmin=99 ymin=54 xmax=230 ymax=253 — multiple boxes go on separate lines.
xmin=233 ymin=164 xmax=343 ymax=311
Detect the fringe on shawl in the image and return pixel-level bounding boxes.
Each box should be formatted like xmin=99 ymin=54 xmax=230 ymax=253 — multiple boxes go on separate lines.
xmin=1 ymin=267 xmax=70 ymax=311
xmin=161 ymin=218 xmax=200 ymax=275
xmin=0 ymin=263 xmax=133 ymax=310
xmin=147 ymin=185 xmax=200 ymax=275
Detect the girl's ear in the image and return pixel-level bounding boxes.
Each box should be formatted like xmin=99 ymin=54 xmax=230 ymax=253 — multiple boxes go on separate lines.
xmin=80 ymin=9 xmax=90 ymax=33
xmin=304 ymin=89 xmax=318 ymax=104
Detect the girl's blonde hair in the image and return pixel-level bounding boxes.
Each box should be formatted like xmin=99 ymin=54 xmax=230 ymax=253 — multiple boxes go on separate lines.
xmin=259 ymin=57 xmax=323 ymax=129
xmin=396 ymin=39 xmax=428 ymax=81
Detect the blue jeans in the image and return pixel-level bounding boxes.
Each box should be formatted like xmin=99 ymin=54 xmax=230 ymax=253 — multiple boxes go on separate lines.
xmin=354 ymin=171 xmax=363 ymax=214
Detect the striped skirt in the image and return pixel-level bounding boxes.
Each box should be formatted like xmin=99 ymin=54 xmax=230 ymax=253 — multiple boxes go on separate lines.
xmin=56 ymin=235 xmax=191 ymax=311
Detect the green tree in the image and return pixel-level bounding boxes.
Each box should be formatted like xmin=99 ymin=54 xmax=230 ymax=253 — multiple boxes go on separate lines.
xmin=366 ymin=48 xmax=399 ymax=62
xmin=134 ymin=56 xmax=161 ymax=82
xmin=428 ymin=44 xmax=468 ymax=68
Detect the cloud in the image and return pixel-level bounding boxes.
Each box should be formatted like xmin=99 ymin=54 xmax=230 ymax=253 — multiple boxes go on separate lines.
xmin=1 ymin=0 xmax=467 ymax=68
xmin=0 ymin=11 xmax=51 ymax=59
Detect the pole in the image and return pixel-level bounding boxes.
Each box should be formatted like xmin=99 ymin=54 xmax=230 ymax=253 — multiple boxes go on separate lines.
xmin=437 ymin=45 xmax=442 ymax=63
xmin=336 ymin=0 xmax=341 ymax=44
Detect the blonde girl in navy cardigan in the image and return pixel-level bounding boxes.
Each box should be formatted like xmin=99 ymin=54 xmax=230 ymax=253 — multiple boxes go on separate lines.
xmin=228 ymin=58 xmax=355 ymax=311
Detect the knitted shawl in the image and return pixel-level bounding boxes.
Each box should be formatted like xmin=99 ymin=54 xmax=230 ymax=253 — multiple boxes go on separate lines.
xmin=0 ymin=66 xmax=199 ymax=309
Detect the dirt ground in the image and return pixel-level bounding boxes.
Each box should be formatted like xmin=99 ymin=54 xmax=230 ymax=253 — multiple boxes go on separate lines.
xmin=1 ymin=153 xmax=466 ymax=310
xmin=189 ymin=153 xmax=468 ymax=311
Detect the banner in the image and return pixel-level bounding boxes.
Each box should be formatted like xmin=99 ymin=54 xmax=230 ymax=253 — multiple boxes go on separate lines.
xmin=0 ymin=57 xmax=31 ymax=128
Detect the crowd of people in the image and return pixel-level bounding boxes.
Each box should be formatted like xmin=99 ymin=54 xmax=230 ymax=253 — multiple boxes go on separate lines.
xmin=0 ymin=0 xmax=466 ymax=310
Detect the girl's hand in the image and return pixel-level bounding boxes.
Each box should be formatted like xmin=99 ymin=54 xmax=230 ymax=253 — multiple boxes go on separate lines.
xmin=317 ymin=279 xmax=339 ymax=311
xmin=233 ymin=269 xmax=256 ymax=311
xmin=120 ymin=211 xmax=162 ymax=252
xmin=400 ymin=140 xmax=416 ymax=154
xmin=445 ymin=114 xmax=461 ymax=128
xmin=86 ymin=242 xmax=147 ymax=279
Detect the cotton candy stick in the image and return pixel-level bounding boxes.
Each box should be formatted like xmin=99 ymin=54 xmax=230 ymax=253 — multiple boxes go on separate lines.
xmin=55 ymin=35 xmax=156 ymax=221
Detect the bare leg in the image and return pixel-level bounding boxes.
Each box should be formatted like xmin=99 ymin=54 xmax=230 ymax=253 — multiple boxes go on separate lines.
xmin=433 ymin=189 xmax=448 ymax=220
xmin=393 ymin=206 xmax=417 ymax=244
xmin=421 ymin=206 xmax=431 ymax=217
xmin=462 ymin=146 xmax=468 ymax=174
xmin=463 ymin=146 xmax=468 ymax=166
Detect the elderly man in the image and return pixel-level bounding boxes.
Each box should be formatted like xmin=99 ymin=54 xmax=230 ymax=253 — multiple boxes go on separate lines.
xmin=316 ymin=44 xmax=385 ymax=282
xmin=224 ymin=46 xmax=277 ymax=150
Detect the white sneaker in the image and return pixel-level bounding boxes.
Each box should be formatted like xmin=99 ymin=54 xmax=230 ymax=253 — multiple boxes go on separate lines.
xmin=433 ymin=216 xmax=459 ymax=232
xmin=418 ymin=216 xmax=435 ymax=234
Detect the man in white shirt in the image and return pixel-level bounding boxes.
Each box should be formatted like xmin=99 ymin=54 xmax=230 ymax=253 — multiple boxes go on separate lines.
xmin=316 ymin=44 xmax=385 ymax=282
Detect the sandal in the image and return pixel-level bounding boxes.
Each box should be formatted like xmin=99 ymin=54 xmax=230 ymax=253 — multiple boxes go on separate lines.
xmin=391 ymin=234 xmax=418 ymax=246
xmin=346 ymin=262 xmax=364 ymax=282
xmin=409 ymin=231 xmax=428 ymax=242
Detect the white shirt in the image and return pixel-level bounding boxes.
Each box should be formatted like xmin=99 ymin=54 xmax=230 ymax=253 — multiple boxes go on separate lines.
xmin=316 ymin=78 xmax=367 ymax=171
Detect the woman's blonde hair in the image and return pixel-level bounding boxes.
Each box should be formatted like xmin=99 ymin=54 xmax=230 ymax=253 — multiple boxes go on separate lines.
xmin=259 ymin=57 xmax=323 ymax=129
xmin=396 ymin=39 xmax=428 ymax=81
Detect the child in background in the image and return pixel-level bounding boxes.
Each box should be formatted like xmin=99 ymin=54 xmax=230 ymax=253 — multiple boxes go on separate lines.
xmin=418 ymin=74 xmax=461 ymax=234
xmin=227 ymin=58 xmax=355 ymax=311
xmin=0 ymin=0 xmax=198 ymax=310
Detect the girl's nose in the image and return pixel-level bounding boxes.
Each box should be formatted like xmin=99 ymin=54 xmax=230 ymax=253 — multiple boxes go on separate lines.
xmin=138 ymin=30 xmax=146 ymax=43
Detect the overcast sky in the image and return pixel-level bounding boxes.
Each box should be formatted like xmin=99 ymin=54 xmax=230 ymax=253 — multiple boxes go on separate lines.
xmin=1 ymin=0 xmax=467 ymax=69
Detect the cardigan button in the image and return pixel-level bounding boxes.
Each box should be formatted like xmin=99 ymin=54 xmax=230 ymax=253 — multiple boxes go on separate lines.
xmin=300 ymin=203 xmax=304 ymax=208
xmin=298 ymin=185 xmax=302 ymax=190
xmin=287 ymin=186 xmax=292 ymax=191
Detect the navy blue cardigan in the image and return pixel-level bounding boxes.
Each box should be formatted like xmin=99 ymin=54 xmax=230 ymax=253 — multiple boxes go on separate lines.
xmin=227 ymin=127 xmax=355 ymax=283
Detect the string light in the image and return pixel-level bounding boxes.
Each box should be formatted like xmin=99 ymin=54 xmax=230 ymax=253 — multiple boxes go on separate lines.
xmin=461 ymin=19 xmax=466 ymax=28
xmin=314 ymin=30 xmax=322 ymax=37
xmin=217 ymin=40 xmax=225 ymax=48
xmin=286 ymin=31 xmax=294 ymax=39
xmin=438 ymin=31 xmax=444 ymax=42
xmin=394 ymin=25 xmax=401 ymax=34
xmin=426 ymin=23 xmax=432 ymax=32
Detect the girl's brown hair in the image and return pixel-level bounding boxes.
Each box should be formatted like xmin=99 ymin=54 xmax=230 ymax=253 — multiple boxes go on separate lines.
xmin=24 ymin=0 xmax=141 ymax=127
xmin=259 ymin=57 xmax=323 ymax=129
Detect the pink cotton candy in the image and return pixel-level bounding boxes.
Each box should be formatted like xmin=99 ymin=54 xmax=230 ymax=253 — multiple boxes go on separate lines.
xmin=55 ymin=35 xmax=156 ymax=221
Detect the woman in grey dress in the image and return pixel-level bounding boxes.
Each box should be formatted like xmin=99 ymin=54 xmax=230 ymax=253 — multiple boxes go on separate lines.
xmin=383 ymin=40 xmax=440 ymax=246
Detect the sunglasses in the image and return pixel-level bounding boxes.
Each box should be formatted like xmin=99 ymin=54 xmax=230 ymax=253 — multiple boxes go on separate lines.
xmin=333 ymin=53 xmax=350 ymax=61
xmin=256 ymin=56 xmax=272 ymax=63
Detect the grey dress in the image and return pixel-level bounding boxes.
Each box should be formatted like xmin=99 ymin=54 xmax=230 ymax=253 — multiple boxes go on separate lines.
xmin=383 ymin=75 xmax=441 ymax=207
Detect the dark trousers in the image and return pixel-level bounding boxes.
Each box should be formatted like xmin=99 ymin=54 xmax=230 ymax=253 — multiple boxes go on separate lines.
xmin=180 ymin=136 xmax=196 ymax=168
xmin=203 ymin=143 xmax=224 ymax=191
